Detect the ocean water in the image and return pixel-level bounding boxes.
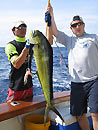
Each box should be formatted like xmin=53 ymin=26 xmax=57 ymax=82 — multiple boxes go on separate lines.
xmin=0 ymin=47 xmax=71 ymax=104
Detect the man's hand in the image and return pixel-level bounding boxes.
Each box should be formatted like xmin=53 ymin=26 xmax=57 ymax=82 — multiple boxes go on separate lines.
xmin=45 ymin=12 xmax=51 ymax=27
xmin=46 ymin=4 xmax=53 ymax=17
xmin=25 ymin=39 xmax=34 ymax=49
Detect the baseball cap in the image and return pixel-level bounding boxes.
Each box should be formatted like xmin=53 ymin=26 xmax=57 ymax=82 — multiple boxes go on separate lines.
xmin=70 ymin=15 xmax=84 ymax=25
xmin=12 ymin=20 xmax=27 ymax=30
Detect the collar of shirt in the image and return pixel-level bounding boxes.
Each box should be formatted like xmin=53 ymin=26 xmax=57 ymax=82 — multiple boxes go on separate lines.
xmin=72 ymin=32 xmax=86 ymax=38
xmin=15 ymin=36 xmax=26 ymax=42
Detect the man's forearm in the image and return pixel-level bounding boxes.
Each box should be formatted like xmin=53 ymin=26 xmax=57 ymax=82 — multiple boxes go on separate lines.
xmin=13 ymin=47 xmax=29 ymax=69
xmin=51 ymin=13 xmax=58 ymax=38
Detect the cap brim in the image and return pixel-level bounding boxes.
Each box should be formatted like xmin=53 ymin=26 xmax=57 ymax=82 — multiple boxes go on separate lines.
xmin=12 ymin=21 xmax=27 ymax=30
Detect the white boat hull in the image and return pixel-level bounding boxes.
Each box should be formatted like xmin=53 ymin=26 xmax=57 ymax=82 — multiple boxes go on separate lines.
xmin=0 ymin=91 xmax=93 ymax=130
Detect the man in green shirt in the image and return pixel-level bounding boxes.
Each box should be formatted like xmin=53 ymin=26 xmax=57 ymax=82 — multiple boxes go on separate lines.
xmin=5 ymin=21 xmax=33 ymax=102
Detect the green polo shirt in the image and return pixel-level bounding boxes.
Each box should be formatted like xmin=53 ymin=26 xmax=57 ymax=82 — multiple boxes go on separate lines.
xmin=5 ymin=36 xmax=26 ymax=64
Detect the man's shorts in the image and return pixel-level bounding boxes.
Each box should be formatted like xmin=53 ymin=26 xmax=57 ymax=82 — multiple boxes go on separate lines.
xmin=5 ymin=87 xmax=33 ymax=102
xmin=70 ymin=78 xmax=98 ymax=116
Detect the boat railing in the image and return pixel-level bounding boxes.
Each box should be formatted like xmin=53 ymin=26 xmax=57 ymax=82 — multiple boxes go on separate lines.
xmin=0 ymin=91 xmax=70 ymax=122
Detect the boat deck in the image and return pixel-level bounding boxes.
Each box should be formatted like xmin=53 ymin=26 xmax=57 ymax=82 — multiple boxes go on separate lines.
xmin=0 ymin=91 xmax=70 ymax=122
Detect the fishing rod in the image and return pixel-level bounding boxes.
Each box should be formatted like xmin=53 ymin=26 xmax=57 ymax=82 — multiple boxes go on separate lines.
xmin=46 ymin=0 xmax=68 ymax=69
xmin=46 ymin=0 xmax=53 ymax=45
xmin=48 ymin=0 xmax=50 ymax=5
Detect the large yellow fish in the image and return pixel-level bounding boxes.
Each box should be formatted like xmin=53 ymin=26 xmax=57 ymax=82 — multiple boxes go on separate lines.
xmin=29 ymin=30 xmax=64 ymax=125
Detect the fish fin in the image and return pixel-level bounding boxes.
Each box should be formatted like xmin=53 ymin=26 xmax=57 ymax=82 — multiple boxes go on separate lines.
xmin=36 ymin=71 xmax=43 ymax=88
xmin=50 ymin=104 xmax=64 ymax=122
xmin=44 ymin=103 xmax=64 ymax=126
xmin=35 ymin=71 xmax=38 ymax=75
xmin=36 ymin=71 xmax=40 ymax=81
xmin=44 ymin=104 xmax=50 ymax=126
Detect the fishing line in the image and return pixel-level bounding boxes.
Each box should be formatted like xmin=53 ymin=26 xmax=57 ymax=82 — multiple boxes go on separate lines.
xmin=24 ymin=40 xmax=33 ymax=85
xmin=53 ymin=37 xmax=68 ymax=70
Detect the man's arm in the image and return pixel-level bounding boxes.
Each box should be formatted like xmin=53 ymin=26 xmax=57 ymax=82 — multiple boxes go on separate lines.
xmin=5 ymin=43 xmax=29 ymax=69
xmin=46 ymin=26 xmax=53 ymax=45
xmin=13 ymin=47 xmax=29 ymax=69
xmin=46 ymin=4 xmax=58 ymax=39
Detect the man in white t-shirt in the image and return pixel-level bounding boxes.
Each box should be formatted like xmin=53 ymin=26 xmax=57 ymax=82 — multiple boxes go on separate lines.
xmin=45 ymin=4 xmax=98 ymax=130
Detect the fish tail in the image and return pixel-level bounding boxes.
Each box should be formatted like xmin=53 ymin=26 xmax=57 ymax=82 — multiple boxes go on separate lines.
xmin=44 ymin=103 xmax=64 ymax=126
xmin=50 ymin=104 xmax=64 ymax=122
xmin=44 ymin=104 xmax=50 ymax=126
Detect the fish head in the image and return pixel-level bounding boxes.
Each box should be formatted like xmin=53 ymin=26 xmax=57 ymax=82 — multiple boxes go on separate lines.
xmin=29 ymin=30 xmax=40 ymax=45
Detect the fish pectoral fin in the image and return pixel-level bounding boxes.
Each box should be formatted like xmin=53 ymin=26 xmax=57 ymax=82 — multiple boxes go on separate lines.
xmin=35 ymin=71 xmax=38 ymax=75
xmin=50 ymin=104 xmax=64 ymax=122
xmin=35 ymin=71 xmax=42 ymax=86
xmin=36 ymin=71 xmax=40 ymax=80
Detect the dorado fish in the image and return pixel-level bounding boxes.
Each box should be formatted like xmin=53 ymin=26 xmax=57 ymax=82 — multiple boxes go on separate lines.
xmin=29 ymin=30 xmax=64 ymax=125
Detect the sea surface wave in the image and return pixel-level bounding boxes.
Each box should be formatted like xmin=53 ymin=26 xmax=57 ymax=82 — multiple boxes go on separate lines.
xmin=0 ymin=47 xmax=70 ymax=104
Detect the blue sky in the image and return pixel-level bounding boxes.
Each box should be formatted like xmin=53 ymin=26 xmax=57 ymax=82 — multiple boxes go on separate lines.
xmin=0 ymin=0 xmax=98 ymax=47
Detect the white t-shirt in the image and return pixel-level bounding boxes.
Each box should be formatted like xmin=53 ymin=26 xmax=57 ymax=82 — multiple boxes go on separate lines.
xmin=57 ymin=31 xmax=98 ymax=82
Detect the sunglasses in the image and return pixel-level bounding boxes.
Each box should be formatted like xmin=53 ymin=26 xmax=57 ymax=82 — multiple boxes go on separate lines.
xmin=16 ymin=26 xmax=27 ymax=30
xmin=71 ymin=22 xmax=84 ymax=28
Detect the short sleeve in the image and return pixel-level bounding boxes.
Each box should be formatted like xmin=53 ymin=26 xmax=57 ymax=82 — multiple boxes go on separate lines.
xmin=5 ymin=43 xmax=19 ymax=64
xmin=94 ymin=34 xmax=98 ymax=47
xmin=56 ymin=31 xmax=71 ymax=48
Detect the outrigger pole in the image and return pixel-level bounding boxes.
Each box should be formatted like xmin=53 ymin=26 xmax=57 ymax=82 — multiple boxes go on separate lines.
xmin=48 ymin=0 xmax=50 ymax=5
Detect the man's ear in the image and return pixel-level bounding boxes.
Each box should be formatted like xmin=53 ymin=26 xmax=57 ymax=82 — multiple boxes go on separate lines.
xmin=12 ymin=28 xmax=15 ymax=35
xmin=70 ymin=26 xmax=72 ymax=30
xmin=83 ymin=23 xmax=85 ymax=28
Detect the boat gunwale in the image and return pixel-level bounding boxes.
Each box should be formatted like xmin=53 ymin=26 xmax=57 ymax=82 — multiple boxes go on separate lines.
xmin=0 ymin=91 xmax=70 ymax=122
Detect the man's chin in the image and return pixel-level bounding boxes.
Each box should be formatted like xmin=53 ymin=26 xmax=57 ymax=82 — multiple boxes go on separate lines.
xmin=75 ymin=32 xmax=83 ymax=37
